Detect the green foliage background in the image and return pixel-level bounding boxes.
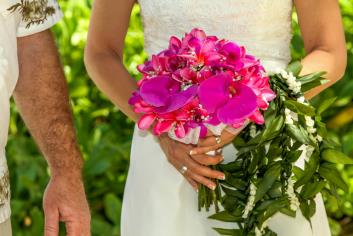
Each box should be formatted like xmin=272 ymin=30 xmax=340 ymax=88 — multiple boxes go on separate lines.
xmin=6 ymin=0 xmax=353 ymax=235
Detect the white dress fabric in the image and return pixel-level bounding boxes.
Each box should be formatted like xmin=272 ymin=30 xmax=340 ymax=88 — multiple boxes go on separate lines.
xmin=0 ymin=0 xmax=62 ymax=223
xmin=121 ymin=1 xmax=331 ymax=235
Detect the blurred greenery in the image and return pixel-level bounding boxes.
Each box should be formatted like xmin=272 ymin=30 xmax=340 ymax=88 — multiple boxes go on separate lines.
xmin=5 ymin=0 xmax=353 ymax=235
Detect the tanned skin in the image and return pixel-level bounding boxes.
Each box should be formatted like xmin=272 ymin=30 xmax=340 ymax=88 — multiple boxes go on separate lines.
xmin=14 ymin=30 xmax=90 ymax=236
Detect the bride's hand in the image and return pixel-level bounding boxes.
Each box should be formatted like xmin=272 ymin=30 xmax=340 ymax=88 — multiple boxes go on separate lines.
xmin=158 ymin=134 xmax=225 ymax=191
xmin=190 ymin=128 xmax=243 ymax=156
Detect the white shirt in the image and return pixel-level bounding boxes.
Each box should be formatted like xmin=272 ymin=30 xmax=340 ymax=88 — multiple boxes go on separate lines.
xmin=0 ymin=0 xmax=62 ymax=223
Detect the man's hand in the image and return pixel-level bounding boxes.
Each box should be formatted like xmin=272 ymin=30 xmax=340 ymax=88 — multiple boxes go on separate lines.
xmin=43 ymin=174 xmax=90 ymax=236
xmin=15 ymin=30 xmax=91 ymax=235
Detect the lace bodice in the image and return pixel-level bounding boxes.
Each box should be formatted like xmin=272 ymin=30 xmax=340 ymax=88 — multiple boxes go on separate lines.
xmin=138 ymin=0 xmax=293 ymax=72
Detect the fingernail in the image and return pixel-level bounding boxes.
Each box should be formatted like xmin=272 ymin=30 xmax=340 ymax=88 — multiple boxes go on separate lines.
xmin=195 ymin=188 xmax=199 ymax=193
xmin=218 ymin=175 xmax=226 ymax=180
xmin=220 ymin=155 xmax=224 ymax=161
xmin=209 ymin=185 xmax=216 ymax=191
xmin=189 ymin=150 xmax=195 ymax=155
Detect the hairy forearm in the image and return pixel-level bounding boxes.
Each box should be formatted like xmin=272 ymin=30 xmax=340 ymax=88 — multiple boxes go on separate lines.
xmin=301 ymin=48 xmax=347 ymax=99
xmin=84 ymin=50 xmax=139 ymax=122
xmin=14 ymin=30 xmax=83 ymax=177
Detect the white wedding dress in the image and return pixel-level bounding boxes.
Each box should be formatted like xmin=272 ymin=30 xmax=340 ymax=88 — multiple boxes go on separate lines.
xmin=121 ymin=0 xmax=331 ymax=235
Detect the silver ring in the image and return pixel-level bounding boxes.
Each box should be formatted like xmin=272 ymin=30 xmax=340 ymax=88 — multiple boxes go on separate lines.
xmin=179 ymin=165 xmax=188 ymax=175
xmin=215 ymin=136 xmax=221 ymax=144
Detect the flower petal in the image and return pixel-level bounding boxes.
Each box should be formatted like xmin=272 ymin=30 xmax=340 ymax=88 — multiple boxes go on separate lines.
xmin=198 ymin=73 xmax=231 ymax=113
xmin=153 ymin=120 xmax=175 ymax=135
xmin=199 ymin=125 xmax=208 ymax=138
xmin=156 ymin=85 xmax=198 ymax=113
xmin=249 ymin=109 xmax=265 ymax=124
xmin=140 ymin=76 xmax=176 ymax=107
xmin=175 ymin=123 xmax=186 ymax=138
xmin=217 ymin=84 xmax=257 ymax=124
xmin=138 ymin=114 xmax=156 ymax=130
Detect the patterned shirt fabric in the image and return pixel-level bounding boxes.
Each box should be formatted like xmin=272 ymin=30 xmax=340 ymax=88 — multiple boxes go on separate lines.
xmin=0 ymin=0 xmax=62 ymax=223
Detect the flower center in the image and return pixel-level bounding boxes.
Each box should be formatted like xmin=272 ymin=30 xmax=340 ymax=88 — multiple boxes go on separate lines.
xmin=229 ymin=86 xmax=236 ymax=96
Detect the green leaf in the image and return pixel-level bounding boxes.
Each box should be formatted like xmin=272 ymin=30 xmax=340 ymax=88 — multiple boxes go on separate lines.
xmin=256 ymin=198 xmax=285 ymax=211
xmin=213 ymin=228 xmax=242 ymax=235
xmin=223 ymin=196 xmax=242 ymax=212
xmin=301 ymin=79 xmax=329 ymax=92
xmin=280 ymin=208 xmax=296 ymax=217
xmin=300 ymin=199 xmax=316 ymax=222
xmin=293 ymin=166 xmax=304 ymax=180
xmin=258 ymin=198 xmax=288 ymax=224
xmin=261 ymin=116 xmax=284 ymax=143
xmin=316 ymin=121 xmax=327 ymax=138
xmin=268 ymin=181 xmax=282 ymax=198
xmin=321 ymin=149 xmax=353 ymax=164
xmin=286 ymin=61 xmax=303 ymax=77
xmin=284 ymin=100 xmax=315 ymax=116
xmin=300 ymin=180 xmax=326 ymax=199
xmin=209 ymin=211 xmax=242 ymax=222
xmin=298 ymin=71 xmax=326 ymax=85
xmin=255 ymin=163 xmax=281 ymax=202
xmin=317 ymin=97 xmax=336 ymax=114
xmin=104 ymin=193 xmax=122 ymax=224
xmin=286 ymin=124 xmax=311 ymax=144
xmin=219 ymin=161 xmax=243 ymax=172
xmin=91 ymin=217 xmax=114 ymax=236
xmin=287 ymin=150 xmax=303 ymax=163
xmin=221 ymin=186 xmax=247 ymax=200
xmin=295 ymin=152 xmax=319 ymax=188
xmin=225 ymin=173 xmax=247 ymax=190
xmin=319 ymin=163 xmax=348 ymax=192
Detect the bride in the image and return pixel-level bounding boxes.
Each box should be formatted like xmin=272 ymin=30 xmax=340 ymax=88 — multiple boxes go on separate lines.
xmin=84 ymin=0 xmax=346 ymax=235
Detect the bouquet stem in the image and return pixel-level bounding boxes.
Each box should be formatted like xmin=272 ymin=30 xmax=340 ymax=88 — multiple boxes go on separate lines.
xmin=198 ymin=166 xmax=222 ymax=212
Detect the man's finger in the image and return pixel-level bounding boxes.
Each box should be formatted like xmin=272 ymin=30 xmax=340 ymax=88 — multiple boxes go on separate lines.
xmin=65 ymin=220 xmax=82 ymax=236
xmin=44 ymin=208 xmax=59 ymax=236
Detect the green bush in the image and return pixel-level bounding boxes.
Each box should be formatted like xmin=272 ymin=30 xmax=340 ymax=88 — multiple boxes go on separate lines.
xmin=6 ymin=1 xmax=353 ymax=235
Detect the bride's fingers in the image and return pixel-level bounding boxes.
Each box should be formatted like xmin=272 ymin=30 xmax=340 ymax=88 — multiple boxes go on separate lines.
xmin=190 ymin=154 xmax=224 ymax=166
xmin=167 ymin=156 xmax=198 ymax=191
xmin=167 ymin=152 xmax=215 ymax=191
xmin=198 ymin=130 xmax=236 ymax=147
xmin=186 ymin=172 xmax=216 ymax=190
xmin=190 ymin=144 xmax=223 ymax=156
xmin=185 ymin=157 xmax=225 ymax=180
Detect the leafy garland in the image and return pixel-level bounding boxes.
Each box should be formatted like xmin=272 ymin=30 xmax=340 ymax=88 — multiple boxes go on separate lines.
xmin=199 ymin=62 xmax=353 ymax=236
xmin=8 ymin=0 xmax=56 ymax=29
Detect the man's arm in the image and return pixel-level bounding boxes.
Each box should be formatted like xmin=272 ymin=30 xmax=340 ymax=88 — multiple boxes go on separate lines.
xmin=14 ymin=30 xmax=90 ymax=236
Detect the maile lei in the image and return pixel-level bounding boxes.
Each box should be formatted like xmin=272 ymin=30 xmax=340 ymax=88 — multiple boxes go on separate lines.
xmin=129 ymin=28 xmax=351 ymax=236
xmin=205 ymin=62 xmax=352 ymax=236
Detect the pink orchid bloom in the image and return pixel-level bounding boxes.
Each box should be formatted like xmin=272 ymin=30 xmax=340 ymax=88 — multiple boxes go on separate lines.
xmin=198 ymin=73 xmax=258 ymax=125
xmin=132 ymin=28 xmax=277 ymax=137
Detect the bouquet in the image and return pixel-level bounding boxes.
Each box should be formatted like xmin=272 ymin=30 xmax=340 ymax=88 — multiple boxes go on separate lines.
xmin=129 ymin=28 xmax=352 ymax=236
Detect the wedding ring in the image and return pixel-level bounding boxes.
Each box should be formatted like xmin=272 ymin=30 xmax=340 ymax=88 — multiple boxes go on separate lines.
xmin=179 ymin=165 xmax=188 ymax=175
xmin=215 ymin=136 xmax=221 ymax=144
